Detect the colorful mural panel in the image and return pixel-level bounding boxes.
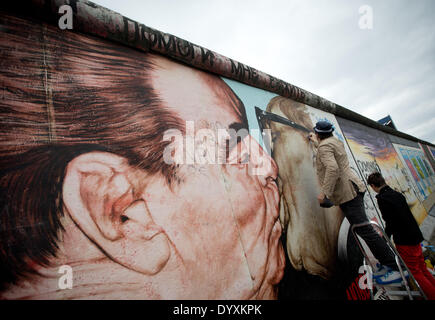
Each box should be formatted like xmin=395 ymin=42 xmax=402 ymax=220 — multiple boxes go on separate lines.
xmin=392 ymin=144 xmax=435 ymax=202
xmin=337 ymin=118 xmax=427 ymax=225
xmin=429 ymin=146 xmax=435 ymax=161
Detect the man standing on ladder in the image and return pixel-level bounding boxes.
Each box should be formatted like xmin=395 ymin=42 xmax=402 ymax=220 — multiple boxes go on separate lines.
xmin=368 ymin=172 xmax=435 ymax=299
xmin=309 ymin=120 xmax=402 ymax=285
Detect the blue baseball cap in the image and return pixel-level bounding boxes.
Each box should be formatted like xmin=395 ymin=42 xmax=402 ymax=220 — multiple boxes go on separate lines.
xmin=313 ymin=120 xmax=334 ymax=133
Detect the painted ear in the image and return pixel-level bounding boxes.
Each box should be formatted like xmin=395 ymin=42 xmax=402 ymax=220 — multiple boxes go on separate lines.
xmin=62 ymin=152 xmax=170 ymax=275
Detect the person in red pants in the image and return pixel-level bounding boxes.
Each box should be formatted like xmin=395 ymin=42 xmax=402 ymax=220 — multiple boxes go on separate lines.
xmin=367 ymin=172 xmax=435 ymax=299
xmin=395 ymin=244 xmax=435 ymax=299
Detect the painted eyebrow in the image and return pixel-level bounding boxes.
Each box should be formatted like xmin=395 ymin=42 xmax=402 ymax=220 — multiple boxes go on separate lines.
xmin=229 ymin=121 xmax=248 ymax=132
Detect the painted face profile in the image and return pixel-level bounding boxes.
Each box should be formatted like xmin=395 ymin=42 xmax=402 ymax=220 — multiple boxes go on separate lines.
xmin=145 ymin=56 xmax=285 ymax=299
xmin=261 ymin=96 xmax=344 ymax=279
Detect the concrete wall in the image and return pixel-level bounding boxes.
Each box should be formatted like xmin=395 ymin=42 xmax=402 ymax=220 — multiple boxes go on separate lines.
xmin=0 ymin=0 xmax=434 ymax=300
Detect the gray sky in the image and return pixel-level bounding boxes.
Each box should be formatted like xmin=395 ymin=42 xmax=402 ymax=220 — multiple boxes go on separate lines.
xmin=92 ymin=0 xmax=435 ymax=144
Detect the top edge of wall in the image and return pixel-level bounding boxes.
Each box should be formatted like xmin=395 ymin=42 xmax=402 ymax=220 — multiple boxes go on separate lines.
xmin=1 ymin=0 xmax=433 ymax=147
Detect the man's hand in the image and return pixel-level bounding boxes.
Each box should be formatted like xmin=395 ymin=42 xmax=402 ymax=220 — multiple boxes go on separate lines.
xmin=318 ymin=193 xmax=334 ymax=208
xmin=317 ymin=193 xmax=325 ymax=204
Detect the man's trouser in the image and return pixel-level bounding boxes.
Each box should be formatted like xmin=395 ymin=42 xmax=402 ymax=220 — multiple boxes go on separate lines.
xmin=396 ymin=244 xmax=435 ymax=300
xmin=339 ymin=192 xmax=398 ymax=271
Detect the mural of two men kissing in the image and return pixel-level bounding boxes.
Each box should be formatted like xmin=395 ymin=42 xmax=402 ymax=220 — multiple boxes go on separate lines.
xmin=1 ymin=12 xmax=369 ymax=300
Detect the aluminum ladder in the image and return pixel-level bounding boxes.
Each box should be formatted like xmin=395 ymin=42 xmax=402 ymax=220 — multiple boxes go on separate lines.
xmin=351 ymin=221 xmax=427 ymax=300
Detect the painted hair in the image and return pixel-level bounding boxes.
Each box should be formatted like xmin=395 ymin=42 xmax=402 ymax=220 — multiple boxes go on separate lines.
xmin=0 ymin=15 xmax=186 ymax=289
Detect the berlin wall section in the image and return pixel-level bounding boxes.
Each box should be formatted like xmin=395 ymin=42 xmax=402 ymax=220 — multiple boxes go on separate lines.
xmin=0 ymin=0 xmax=434 ymax=300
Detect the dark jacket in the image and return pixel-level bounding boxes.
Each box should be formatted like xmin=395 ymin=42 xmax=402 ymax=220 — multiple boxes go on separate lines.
xmin=375 ymin=185 xmax=424 ymax=245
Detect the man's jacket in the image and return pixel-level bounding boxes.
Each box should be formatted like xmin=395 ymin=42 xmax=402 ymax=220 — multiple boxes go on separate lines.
xmin=375 ymin=185 xmax=424 ymax=245
xmin=315 ymin=136 xmax=366 ymax=205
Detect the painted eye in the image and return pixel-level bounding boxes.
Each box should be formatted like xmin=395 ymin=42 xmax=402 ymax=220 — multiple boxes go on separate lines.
xmin=271 ymin=131 xmax=280 ymax=142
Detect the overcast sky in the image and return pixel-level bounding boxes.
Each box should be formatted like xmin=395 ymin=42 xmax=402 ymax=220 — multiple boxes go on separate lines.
xmin=92 ymin=0 xmax=435 ymax=144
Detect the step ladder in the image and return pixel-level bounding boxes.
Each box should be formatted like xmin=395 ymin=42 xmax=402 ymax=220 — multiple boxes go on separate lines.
xmin=350 ymin=221 xmax=427 ymax=300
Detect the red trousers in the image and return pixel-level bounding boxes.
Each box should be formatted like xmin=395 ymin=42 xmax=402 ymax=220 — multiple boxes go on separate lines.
xmin=396 ymin=244 xmax=435 ymax=300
